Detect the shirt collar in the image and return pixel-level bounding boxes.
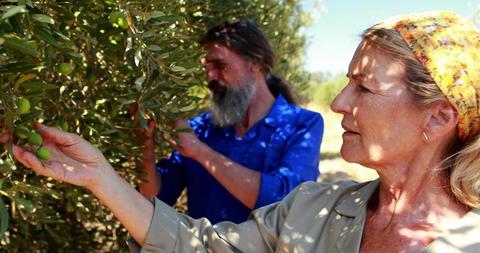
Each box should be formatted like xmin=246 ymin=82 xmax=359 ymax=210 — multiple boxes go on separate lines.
xmin=262 ymin=95 xmax=295 ymax=128
xmin=335 ymin=179 xmax=380 ymax=217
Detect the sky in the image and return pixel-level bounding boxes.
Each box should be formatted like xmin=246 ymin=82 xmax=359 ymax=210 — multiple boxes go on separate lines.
xmin=302 ymin=0 xmax=480 ymax=74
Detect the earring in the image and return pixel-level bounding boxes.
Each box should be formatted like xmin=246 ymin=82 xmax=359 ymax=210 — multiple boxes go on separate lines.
xmin=422 ymin=131 xmax=429 ymax=142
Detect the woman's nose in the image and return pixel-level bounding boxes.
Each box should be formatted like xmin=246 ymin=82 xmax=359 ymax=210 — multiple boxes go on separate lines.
xmin=330 ymin=84 xmax=352 ymax=114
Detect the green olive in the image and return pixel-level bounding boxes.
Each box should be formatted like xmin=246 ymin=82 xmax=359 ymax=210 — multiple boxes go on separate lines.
xmin=27 ymin=40 xmax=38 ymax=52
xmin=28 ymin=132 xmax=43 ymax=145
xmin=65 ymin=189 xmax=77 ymax=198
xmin=87 ymin=74 xmax=96 ymax=84
xmin=57 ymin=63 xmax=74 ymax=75
xmin=66 ymin=201 xmax=75 ymax=213
xmin=15 ymin=126 xmax=31 ymax=139
xmin=17 ymin=98 xmax=31 ymax=115
xmin=36 ymin=147 xmax=51 ymax=160
xmin=117 ymin=16 xmax=129 ymax=29
xmin=108 ymin=11 xmax=121 ymax=24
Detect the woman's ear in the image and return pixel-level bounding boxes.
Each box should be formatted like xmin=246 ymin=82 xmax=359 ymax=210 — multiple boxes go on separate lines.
xmin=425 ymin=101 xmax=458 ymax=139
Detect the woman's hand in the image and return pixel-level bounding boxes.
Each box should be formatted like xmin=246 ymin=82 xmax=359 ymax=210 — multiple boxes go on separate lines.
xmin=3 ymin=123 xmax=155 ymax=245
xmin=9 ymin=123 xmax=114 ymax=191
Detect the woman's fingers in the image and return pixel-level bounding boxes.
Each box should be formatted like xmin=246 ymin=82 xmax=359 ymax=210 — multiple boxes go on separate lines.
xmin=12 ymin=144 xmax=47 ymax=175
xmin=11 ymin=145 xmax=32 ymax=168
xmin=34 ymin=123 xmax=77 ymax=147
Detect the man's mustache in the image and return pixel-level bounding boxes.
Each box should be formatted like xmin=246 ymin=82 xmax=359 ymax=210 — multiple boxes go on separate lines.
xmin=208 ymin=80 xmax=227 ymax=94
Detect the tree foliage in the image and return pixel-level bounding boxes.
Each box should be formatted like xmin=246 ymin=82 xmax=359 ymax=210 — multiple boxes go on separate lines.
xmin=305 ymin=72 xmax=347 ymax=110
xmin=0 ymin=0 xmax=314 ymax=251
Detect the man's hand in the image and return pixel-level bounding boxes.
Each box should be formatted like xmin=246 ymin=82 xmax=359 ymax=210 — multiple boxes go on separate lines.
xmin=167 ymin=120 xmax=261 ymax=209
xmin=130 ymin=103 xmax=162 ymax=197
xmin=130 ymin=102 xmax=156 ymax=149
xmin=168 ymin=119 xmax=205 ymax=159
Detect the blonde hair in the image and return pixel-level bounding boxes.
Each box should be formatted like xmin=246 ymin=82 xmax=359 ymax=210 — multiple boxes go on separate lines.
xmin=363 ymin=27 xmax=480 ymax=208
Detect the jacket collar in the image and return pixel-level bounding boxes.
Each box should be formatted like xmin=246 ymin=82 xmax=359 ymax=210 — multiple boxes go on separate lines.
xmin=334 ymin=179 xmax=380 ymax=217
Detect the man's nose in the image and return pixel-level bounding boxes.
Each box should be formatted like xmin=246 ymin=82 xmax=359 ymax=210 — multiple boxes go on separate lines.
xmin=206 ymin=69 xmax=218 ymax=83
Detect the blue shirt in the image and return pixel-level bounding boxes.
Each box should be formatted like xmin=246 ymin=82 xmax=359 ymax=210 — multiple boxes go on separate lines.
xmin=156 ymin=95 xmax=324 ymax=224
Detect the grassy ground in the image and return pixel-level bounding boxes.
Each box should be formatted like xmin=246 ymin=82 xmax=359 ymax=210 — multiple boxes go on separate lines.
xmin=306 ymin=103 xmax=379 ymax=183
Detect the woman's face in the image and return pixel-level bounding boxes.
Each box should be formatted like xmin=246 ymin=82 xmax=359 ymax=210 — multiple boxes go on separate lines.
xmin=331 ymin=40 xmax=427 ymax=169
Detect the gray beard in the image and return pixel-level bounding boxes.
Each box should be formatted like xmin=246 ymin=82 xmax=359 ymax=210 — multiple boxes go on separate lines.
xmin=210 ymin=83 xmax=256 ymax=127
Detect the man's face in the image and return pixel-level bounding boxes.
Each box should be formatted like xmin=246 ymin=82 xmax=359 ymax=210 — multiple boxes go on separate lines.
xmin=203 ymin=42 xmax=257 ymax=127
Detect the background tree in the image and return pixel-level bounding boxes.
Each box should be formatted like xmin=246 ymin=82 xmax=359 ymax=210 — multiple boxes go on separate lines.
xmin=0 ymin=0 xmax=316 ymax=251
xmin=305 ymin=72 xmax=347 ymax=109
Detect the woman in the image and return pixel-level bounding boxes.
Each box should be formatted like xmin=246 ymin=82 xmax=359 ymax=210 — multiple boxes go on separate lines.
xmin=7 ymin=11 xmax=480 ymax=252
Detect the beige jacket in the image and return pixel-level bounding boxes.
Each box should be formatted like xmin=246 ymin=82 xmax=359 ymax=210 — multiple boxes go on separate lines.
xmin=128 ymin=180 xmax=480 ymax=252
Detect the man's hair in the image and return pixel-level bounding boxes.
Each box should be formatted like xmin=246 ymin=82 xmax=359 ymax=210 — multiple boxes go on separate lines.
xmin=200 ymin=19 xmax=296 ymax=104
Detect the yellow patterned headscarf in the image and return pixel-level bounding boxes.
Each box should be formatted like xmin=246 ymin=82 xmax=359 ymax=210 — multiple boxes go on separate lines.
xmin=376 ymin=11 xmax=480 ymax=140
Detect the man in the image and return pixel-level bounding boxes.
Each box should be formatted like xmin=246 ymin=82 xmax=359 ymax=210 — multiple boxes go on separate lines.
xmin=137 ymin=20 xmax=324 ymax=224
